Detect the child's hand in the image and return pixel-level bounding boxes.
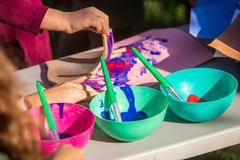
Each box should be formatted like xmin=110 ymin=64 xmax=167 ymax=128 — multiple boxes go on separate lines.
xmin=41 ymin=7 xmax=110 ymax=35
xmin=51 ymin=144 xmax=83 ymax=160
xmin=65 ymin=7 xmax=110 ymax=34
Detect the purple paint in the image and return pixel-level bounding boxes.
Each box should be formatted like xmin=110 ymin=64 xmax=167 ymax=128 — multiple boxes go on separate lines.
xmin=83 ymin=80 xmax=105 ymax=90
xmin=49 ymin=103 xmax=64 ymax=119
xmin=149 ymin=58 xmax=158 ymax=65
xmin=106 ymin=31 xmax=114 ymax=60
xmin=140 ymin=67 xmax=147 ymax=76
xmin=58 ymin=103 xmax=64 ymax=119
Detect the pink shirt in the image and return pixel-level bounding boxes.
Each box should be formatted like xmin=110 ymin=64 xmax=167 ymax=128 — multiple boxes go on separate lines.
xmin=0 ymin=0 xmax=52 ymax=66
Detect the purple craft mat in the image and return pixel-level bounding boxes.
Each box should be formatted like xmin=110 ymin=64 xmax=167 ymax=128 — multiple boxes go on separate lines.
xmin=83 ymin=28 xmax=214 ymax=90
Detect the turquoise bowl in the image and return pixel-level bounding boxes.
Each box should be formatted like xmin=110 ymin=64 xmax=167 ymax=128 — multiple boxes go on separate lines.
xmin=89 ymin=86 xmax=168 ymax=141
xmin=161 ymin=68 xmax=238 ymax=122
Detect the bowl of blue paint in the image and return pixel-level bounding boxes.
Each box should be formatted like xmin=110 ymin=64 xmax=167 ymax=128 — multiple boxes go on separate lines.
xmin=160 ymin=68 xmax=238 ymax=122
xmin=89 ymin=86 xmax=168 ymax=141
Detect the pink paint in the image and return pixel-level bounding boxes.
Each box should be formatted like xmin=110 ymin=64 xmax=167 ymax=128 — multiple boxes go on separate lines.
xmin=26 ymin=103 xmax=95 ymax=156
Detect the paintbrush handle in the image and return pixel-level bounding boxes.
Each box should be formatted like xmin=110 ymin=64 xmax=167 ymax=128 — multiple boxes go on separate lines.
xmin=102 ymin=34 xmax=109 ymax=59
xmin=111 ymin=103 xmax=122 ymax=122
xmin=131 ymin=47 xmax=170 ymax=88
xmin=36 ymin=81 xmax=57 ymax=132
xmin=100 ymin=56 xmax=117 ymax=105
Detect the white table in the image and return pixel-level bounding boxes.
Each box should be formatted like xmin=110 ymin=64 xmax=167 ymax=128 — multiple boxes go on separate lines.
xmin=15 ymin=30 xmax=240 ymax=160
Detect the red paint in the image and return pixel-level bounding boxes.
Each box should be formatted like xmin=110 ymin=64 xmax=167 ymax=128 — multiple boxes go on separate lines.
xmin=187 ymin=94 xmax=205 ymax=103
xmin=126 ymin=46 xmax=141 ymax=52
xmin=107 ymin=60 xmax=132 ymax=71
xmin=126 ymin=47 xmax=132 ymax=52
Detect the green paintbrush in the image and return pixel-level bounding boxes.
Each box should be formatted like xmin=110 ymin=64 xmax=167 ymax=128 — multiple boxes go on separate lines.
xmin=36 ymin=81 xmax=60 ymax=140
xmin=100 ymin=56 xmax=122 ymax=122
xmin=131 ymin=47 xmax=183 ymax=102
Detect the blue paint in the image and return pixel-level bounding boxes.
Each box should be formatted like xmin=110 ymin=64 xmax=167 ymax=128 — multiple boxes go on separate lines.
xmin=113 ymin=80 xmax=119 ymax=86
xmin=99 ymin=100 xmax=104 ymax=108
xmin=150 ymin=51 xmax=160 ymax=55
xmin=196 ymin=0 xmax=238 ymax=7
xmin=58 ymin=103 xmax=64 ymax=119
xmin=100 ymin=86 xmax=148 ymax=121
xmin=120 ymin=86 xmax=136 ymax=120
xmin=158 ymin=38 xmax=168 ymax=43
xmin=59 ymin=132 xmax=72 ymax=139
xmin=101 ymin=111 xmax=111 ymax=120
xmin=43 ymin=132 xmax=72 ymax=140
xmin=132 ymin=58 xmax=137 ymax=64
xmin=120 ymin=86 xmax=148 ymax=121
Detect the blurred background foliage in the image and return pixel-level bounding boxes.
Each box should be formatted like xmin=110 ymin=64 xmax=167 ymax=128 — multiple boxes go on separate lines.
xmin=144 ymin=0 xmax=188 ymax=27
xmin=41 ymin=1 xmax=240 ymax=159
xmin=43 ymin=0 xmax=189 ymax=28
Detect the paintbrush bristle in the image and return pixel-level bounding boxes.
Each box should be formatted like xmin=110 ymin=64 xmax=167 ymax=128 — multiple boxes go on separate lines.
xmin=103 ymin=31 xmax=114 ymax=60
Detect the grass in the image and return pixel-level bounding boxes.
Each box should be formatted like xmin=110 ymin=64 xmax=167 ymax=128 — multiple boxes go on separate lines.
xmin=188 ymin=144 xmax=240 ymax=160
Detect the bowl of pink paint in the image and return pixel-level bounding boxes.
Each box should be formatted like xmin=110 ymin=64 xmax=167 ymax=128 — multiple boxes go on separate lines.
xmin=26 ymin=103 xmax=95 ymax=156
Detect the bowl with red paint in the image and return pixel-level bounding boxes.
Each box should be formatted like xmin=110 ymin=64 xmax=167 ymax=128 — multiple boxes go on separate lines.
xmin=160 ymin=68 xmax=238 ymax=122
xmin=26 ymin=103 xmax=95 ymax=156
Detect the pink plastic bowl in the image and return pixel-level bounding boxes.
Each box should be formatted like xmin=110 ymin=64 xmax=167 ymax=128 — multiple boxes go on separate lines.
xmin=26 ymin=103 xmax=95 ymax=156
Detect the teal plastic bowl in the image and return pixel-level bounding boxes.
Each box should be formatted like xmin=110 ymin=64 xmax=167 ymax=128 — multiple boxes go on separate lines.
xmin=89 ymin=86 xmax=168 ymax=141
xmin=161 ymin=68 xmax=238 ymax=122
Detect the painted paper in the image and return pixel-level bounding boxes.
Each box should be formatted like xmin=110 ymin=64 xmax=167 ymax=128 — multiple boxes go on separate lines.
xmin=83 ymin=29 xmax=214 ymax=91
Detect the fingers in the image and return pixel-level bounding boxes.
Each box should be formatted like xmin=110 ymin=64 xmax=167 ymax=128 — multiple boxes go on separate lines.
xmin=85 ymin=16 xmax=109 ymax=34
xmin=86 ymin=7 xmax=110 ymax=34
xmin=91 ymin=18 xmax=103 ymax=33
xmin=66 ymin=7 xmax=110 ymax=34
xmin=96 ymin=15 xmax=109 ymax=34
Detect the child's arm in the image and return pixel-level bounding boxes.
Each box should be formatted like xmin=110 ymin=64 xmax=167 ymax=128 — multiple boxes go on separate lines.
xmin=0 ymin=0 xmax=47 ymax=34
xmin=0 ymin=0 xmax=109 ymax=35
